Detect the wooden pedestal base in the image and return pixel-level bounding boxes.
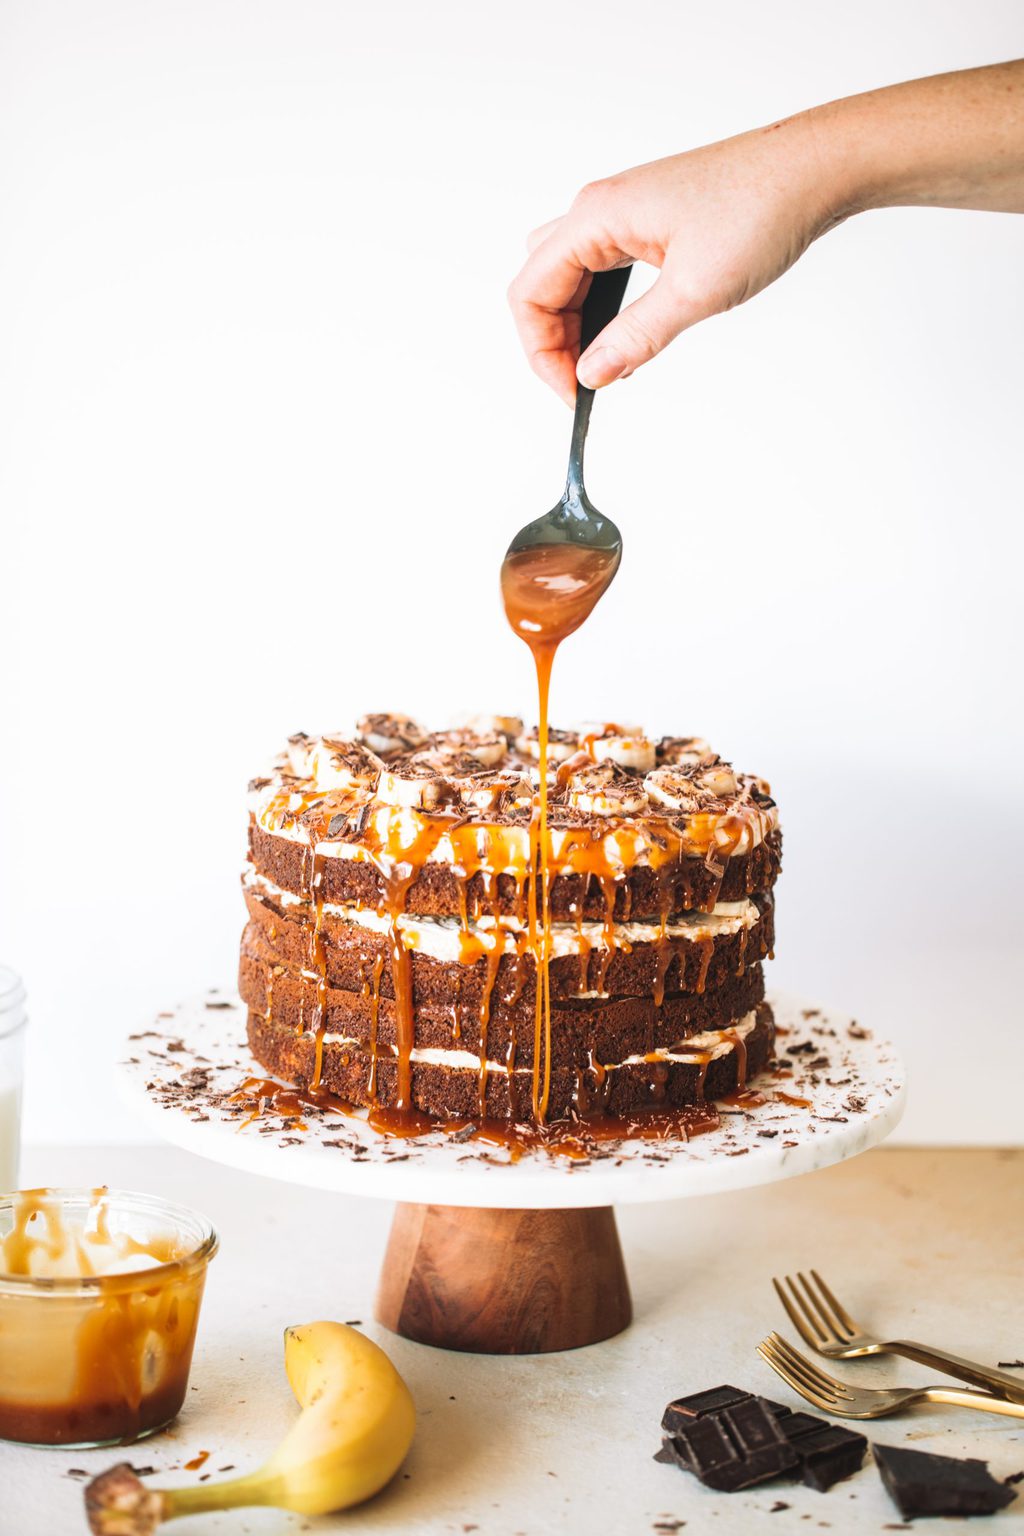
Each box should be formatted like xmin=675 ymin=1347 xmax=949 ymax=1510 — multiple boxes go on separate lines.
xmin=375 ymin=1202 xmax=632 ymax=1354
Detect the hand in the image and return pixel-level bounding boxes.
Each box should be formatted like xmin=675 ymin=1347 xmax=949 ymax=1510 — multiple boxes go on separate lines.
xmin=508 ymin=62 xmax=1024 ymax=404
xmin=508 ymin=114 xmax=841 ymax=405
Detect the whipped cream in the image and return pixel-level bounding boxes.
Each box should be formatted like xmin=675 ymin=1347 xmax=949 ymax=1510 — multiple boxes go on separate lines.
xmin=319 ymin=1010 xmax=759 ymax=1075
xmin=244 ymin=867 xmax=761 ymax=960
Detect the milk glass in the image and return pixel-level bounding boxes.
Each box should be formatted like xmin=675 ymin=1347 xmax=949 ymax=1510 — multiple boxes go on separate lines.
xmin=0 ymin=969 xmax=27 ymax=1192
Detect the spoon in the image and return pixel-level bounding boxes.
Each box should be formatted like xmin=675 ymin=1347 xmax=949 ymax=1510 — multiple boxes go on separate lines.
xmin=501 ymin=265 xmax=633 ymax=651
xmin=499 ymin=265 xmax=633 ymax=1123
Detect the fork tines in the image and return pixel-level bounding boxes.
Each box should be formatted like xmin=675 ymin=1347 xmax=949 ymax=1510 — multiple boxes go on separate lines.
xmin=757 ymin=1332 xmax=854 ymax=1409
xmin=772 ymin=1269 xmax=857 ymax=1348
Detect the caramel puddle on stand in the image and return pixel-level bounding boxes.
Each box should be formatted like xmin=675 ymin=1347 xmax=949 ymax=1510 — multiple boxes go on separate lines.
xmin=500 ymin=540 xmax=621 ymax=1119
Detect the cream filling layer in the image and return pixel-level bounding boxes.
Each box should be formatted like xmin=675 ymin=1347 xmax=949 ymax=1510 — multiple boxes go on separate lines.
xmin=251 ymin=784 xmax=777 ymax=862
xmin=244 ymin=866 xmax=761 ymax=960
xmin=316 ymin=1010 xmax=759 ymax=1075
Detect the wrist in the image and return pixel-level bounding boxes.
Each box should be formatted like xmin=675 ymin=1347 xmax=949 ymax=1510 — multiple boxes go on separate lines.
xmin=792 ymin=96 xmax=892 ymax=226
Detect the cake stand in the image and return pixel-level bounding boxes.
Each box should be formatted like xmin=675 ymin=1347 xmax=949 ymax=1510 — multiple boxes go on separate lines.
xmin=118 ymin=991 xmax=905 ymax=1355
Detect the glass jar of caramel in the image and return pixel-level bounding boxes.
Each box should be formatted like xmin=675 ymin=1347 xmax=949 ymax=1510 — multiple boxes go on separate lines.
xmin=0 ymin=1188 xmax=218 ymax=1447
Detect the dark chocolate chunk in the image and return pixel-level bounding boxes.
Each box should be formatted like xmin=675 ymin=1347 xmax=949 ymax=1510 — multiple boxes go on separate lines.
xmin=667 ymin=1398 xmax=799 ymax=1492
xmin=661 ymin=1386 xmax=792 ymax=1435
xmin=874 ymin=1444 xmax=1017 ymax=1519
xmin=778 ymin=1410 xmax=829 ymax=1441
xmin=775 ymin=1408 xmax=867 ymax=1490
xmin=661 ymin=1386 xmax=753 ymax=1433
xmin=791 ymin=1425 xmax=867 ymax=1491
xmin=657 ymin=1388 xmax=864 ymax=1495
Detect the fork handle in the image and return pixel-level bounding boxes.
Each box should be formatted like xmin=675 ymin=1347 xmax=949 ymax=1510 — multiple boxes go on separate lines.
xmin=923 ymin=1385 xmax=1024 ymax=1419
xmin=890 ymin=1340 xmax=1024 ymax=1405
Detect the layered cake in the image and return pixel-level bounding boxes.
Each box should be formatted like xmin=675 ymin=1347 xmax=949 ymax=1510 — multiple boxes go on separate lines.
xmin=239 ymin=715 xmax=781 ymax=1128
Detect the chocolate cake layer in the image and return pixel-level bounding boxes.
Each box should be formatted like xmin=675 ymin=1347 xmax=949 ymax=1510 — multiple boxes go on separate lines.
xmin=246 ymin=1001 xmax=776 ymax=1122
xmin=238 ymin=947 xmax=766 ymax=1068
xmin=248 ymin=821 xmax=781 ymax=919
xmin=239 ymin=891 xmax=774 ymax=1007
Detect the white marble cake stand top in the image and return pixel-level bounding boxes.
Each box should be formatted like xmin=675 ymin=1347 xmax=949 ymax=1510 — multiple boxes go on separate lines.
xmin=117 ymin=989 xmax=905 ymax=1209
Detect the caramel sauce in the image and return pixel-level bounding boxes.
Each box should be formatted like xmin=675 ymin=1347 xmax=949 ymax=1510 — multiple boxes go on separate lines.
xmin=229 ymin=1072 xmax=720 ymax=1161
xmin=0 ymin=1191 xmax=209 ymax=1447
xmin=501 ymin=541 xmax=620 ymax=1122
xmin=724 ymin=1027 xmax=749 ymax=1092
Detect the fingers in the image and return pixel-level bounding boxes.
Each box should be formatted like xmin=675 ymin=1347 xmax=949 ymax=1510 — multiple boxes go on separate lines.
xmin=508 ymin=217 xmax=630 ymax=406
xmin=526 ymin=216 xmax=563 ymax=253
xmin=576 ymin=269 xmax=705 ymax=387
xmin=508 ymin=250 xmax=594 ymax=407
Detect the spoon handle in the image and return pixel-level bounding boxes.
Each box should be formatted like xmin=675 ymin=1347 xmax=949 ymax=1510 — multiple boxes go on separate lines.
xmin=568 ymin=266 xmax=633 ymax=496
xmin=580 ymin=265 xmax=633 ymax=355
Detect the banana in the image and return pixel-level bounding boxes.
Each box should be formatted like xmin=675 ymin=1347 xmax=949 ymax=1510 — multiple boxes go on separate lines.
xmin=566 ymin=761 xmax=649 ymax=817
xmin=464 ymin=712 xmax=523 ymax=741
xmin=644 ymin=765 xmax=701 ymax=813
xmin=286 ymin=731 xmax=314 ymax=776
xmin=655 ymin=735 xmax=714 ymax=767
xmin=452 ymin=768 xmax=533 ymax=811
xmin=515 ymin=725 xmax=578 ymax=764
xmin=578 ymin=724 xmax=656 ymax=773
xmin=376 ymin=755 xmax=449 ymax=810
xmin=425 ymin=728 xmax=507 ymax=767
xmin=84 ymin=1321 xmax=416 ymax=1533
xmin=356 ymin=712 xmax=427 ymax=758
xmin=694 ymin=762 xmax=739 ymax=799
xmin=309 ymin=738 xmax=385 ymax=793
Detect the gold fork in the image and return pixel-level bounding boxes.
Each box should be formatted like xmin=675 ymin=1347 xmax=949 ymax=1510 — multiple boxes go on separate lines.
xmin=773 ymin=1269 xmax=1024 ymax=1405
xmin=757 ymin=1332 xmax=1024 ymax=1420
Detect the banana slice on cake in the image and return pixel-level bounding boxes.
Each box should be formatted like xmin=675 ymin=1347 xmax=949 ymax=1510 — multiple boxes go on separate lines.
xmin=644 ymin=765 xmax=701 ymax=813
xmin=356 ymin=713 xmax=428 ymax=758
xmin=286 ymin=732 xmax=314 ymax=776
xmin=579 ymin=725 xmax=656 ymax=774
xmin=464 ymin=713 xmax=524 ymax=743
xmin=425 ymin=729 xmax=507 ymax=768
xmin=655 ymin=735 xmax=715 ymax=767
xmin=566 ymin=761 xmax=649 ymax=817
xmin=376 ymin=756 xmax=450 ymax=811
xmin=515 ymin=726 xmax=578 ymax=764
xmin=309 ymin=738 xmax=385 ymax=793
xmin=452 ymin=768 xmax=533 ymax=812
xmin=694 ymin=762 xmax=740 ymax=799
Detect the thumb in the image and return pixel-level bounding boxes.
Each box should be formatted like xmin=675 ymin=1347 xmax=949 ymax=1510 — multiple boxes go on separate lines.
xmin=576 ymin=272 xmax=701 ymax=388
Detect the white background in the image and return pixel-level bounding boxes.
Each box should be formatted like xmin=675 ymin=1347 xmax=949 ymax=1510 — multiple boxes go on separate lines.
xmin=2 ymin=0 xmax=1021 ymax=1146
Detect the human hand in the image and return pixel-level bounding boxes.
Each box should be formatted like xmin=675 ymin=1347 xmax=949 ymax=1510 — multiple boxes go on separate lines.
xmin=508 ymin=113 xmax=845 ymax=405
xmin=509 ymin=62 xmax=1024 ymax=404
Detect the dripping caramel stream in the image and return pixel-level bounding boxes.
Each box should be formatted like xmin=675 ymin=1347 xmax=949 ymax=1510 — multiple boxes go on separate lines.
xmin=500 ymin=541 xmax=620 ymax=1123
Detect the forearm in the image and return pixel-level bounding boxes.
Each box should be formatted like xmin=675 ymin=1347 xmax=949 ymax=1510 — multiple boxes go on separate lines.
xmin=805 ymin=60 xmax=1024 ymax=219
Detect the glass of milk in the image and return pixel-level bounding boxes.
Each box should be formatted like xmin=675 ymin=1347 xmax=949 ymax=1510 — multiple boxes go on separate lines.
xmin=0 ymin=969 xmax=27 ymax=1191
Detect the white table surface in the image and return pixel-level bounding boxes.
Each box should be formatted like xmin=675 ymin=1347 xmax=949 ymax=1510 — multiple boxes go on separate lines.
xmin=8 ymin=1144 xmax=1024 ymax=1535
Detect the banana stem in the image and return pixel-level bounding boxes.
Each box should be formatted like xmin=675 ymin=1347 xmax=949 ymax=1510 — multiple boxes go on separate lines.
xmin=85 ymin=1462 xmax=283 ymax=1535
xmin=162 ymin=1470 xmax=281 ymax=1520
